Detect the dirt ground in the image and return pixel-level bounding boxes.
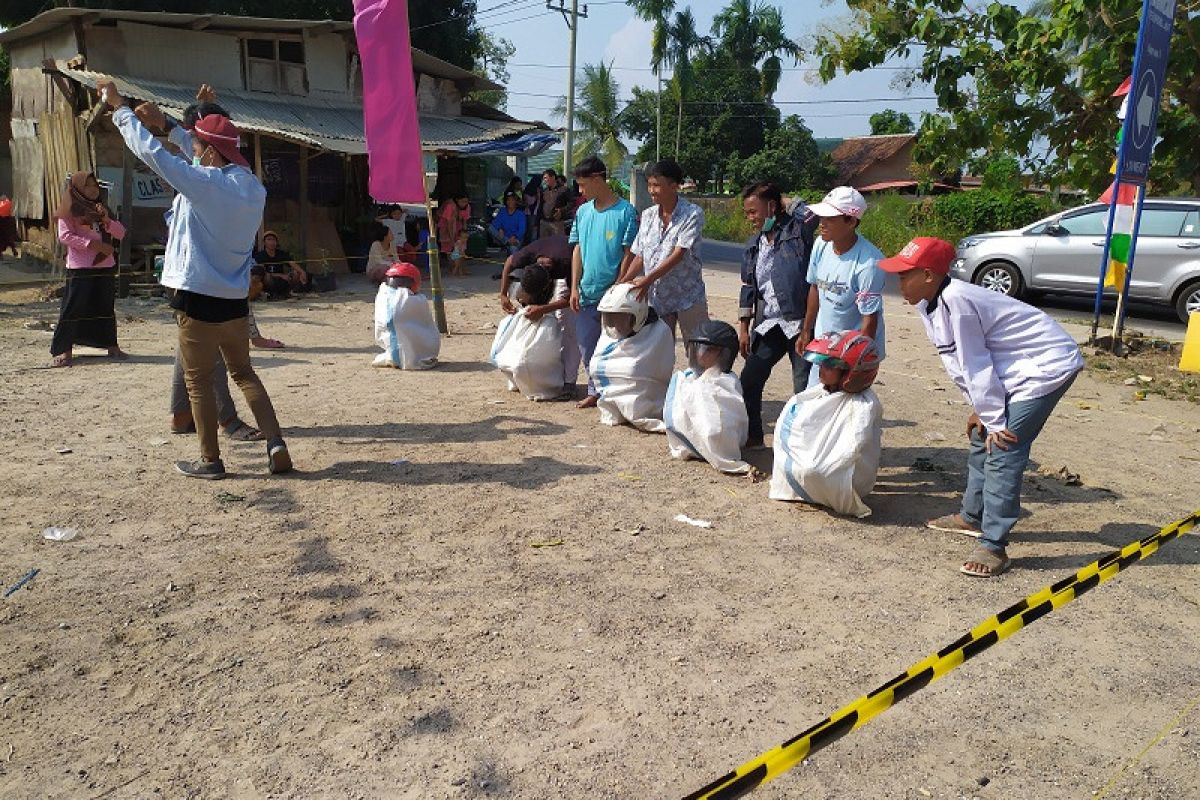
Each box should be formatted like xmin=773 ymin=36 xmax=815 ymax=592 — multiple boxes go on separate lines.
xmin=1 ymin=261 xmax=1199 ymax=800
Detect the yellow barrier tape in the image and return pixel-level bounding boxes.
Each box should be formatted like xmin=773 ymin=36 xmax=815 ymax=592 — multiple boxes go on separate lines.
xmin=683 ymin=511 xmax=1200 ymax=800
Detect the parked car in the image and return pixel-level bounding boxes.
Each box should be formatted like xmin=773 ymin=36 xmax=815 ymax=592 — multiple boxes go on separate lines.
xmin=951 ymin=199 xmax=1200 ymax=322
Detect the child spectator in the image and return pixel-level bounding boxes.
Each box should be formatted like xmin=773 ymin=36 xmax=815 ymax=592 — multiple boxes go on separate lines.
xmin=879 ymin=237 xmax=1083 ymax=577
xmin=770 ymin=331 xmax=883 ymax=518
xmin=376 ymin=206 xmax=408 ymax=248
xmin=490 ymin=265 xmax=573 ymax=401
xmin=372 ymin=262 xmax=439 ymax=369
xmin=590 ymin=283 xmax=675 ymax=432
xmin=664 ymin=320 xmax=752 ymax=474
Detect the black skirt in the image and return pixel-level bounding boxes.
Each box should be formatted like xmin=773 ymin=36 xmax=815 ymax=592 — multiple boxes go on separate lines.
xmin=51 ymin=267 xmax=118 ymax=355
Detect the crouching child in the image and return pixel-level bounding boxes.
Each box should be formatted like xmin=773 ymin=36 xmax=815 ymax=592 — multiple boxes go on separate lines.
xmin=664 ymin=320 xmax=752 ymax=474
xmin=490 ymin=264 xmax=574 ymax=401
xmin=769 ymin=331 xmax=883 ymax=518
xmin=372 ymin=262 xmax=440 ymax=369
xmin=590 ymin=283 xmax=675 ymax=432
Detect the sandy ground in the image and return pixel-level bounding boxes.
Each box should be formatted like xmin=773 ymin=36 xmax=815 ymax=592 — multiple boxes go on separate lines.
xmin=1 ymin=261 xmax=1199 ymax=800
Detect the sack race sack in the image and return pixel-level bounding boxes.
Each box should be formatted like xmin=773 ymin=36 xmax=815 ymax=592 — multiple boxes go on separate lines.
xmin=489 ymin=309 xmax=565 ymax=400
xmin=590 ymin=319 xmax=675 ymax=432
xmin=769 ymin=385 xmax=882 ymax=518
xmin=664 ymin=368 xmax=752 ymax=474
xmin=372 ymin=285 xmax=440 ymax=369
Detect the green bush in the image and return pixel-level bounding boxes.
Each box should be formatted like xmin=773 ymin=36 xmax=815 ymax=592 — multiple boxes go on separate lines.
xmin=703 ymin=203 xmax=755 ymax=242
xmin=915 ymin=190 xmax=1053 ymax=236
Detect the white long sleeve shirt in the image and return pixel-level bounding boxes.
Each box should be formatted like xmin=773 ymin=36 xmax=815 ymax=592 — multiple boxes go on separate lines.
xmin=917 ymin=279 xmax=1083 ymax=433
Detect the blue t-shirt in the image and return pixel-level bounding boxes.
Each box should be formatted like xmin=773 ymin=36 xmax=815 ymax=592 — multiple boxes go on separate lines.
xmin=806 ymin=235 xmax=886 ymax=385
xmin=493 ymin=207 xmax=526 ymax=241
xmin=569 ymin=197 xmax=638 ymax=306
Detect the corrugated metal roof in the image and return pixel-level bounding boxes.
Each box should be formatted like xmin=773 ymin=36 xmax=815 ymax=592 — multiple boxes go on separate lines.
xmin=0 ymin=8 xmax=352 ymax=45
xmin=57 ymin=67 xmax=549 ymax=156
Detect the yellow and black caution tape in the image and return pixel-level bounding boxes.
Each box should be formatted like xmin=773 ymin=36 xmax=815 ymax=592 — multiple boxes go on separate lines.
xmin=683 ymin=511 xmax=1200 ymax=800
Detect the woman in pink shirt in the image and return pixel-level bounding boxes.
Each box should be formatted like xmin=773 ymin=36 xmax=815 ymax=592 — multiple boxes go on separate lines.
xmin=51 ymin=172 xmax=127 ymax=367
xmin=437 ymin=193 xmax=470 ymax=277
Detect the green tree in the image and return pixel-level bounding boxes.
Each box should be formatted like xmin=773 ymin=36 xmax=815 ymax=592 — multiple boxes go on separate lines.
xmin=409 ymin=0 xmax=484 ymax=71
xmin=710 ymin=0 xmax=802 ymax=99
xmin=470 ymin=32 xmax=515 ymax=111
xmin=868 ymin=110 xmax=915 ymax=136
xmin=622 ymin=85 xmax=666 ymax=162
xmin=555 ymin=63 xmax=629 ymax=168
xmin=665 ymin=8 xmax=710 ymax=158
xmin=812 ymin=0 xmax=1200 ymax=194
xmin=726 ymin=115 xmax=833 ymax=192
xmin=626 ymin=0 xmax=676 ymax=157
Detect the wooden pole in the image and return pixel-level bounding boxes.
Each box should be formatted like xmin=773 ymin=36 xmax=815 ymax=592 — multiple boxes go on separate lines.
xmin=118 ymin=144 xmax=133 ymax=290
xmin=298 ymin=142 xmax=309 ymax=261
xmin=424 ymin=196 xmax=448 ymax=334
xmin=254 ymin=133 xmax=264 ymax=243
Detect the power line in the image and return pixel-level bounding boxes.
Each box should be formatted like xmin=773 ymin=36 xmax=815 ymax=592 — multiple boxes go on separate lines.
xmin=504 ymin=90 xmax=938 ymax=106
xmin=506 ymin=62 xmax=917 ymax=73
xmin=411 ymin=0 xmax=546 ymax=32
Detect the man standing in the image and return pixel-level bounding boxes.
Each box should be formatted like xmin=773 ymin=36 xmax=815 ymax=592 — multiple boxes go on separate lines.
xmin=621 ymin=159 xmax=709 ymax=340
xmin=99 ymin=81 xmax=291 ymax=479
xmin=568 ymin=156 xmax=638 ymax=408
xmin=738 ymin=181 xmax=816 ymax=448
xmin=800 ymin=186 xmax=886 ymax=388
xmin=538 ymin=169 xmax=573 ymax=239
xmin=498 ymin=234 xmax=580 ymax=396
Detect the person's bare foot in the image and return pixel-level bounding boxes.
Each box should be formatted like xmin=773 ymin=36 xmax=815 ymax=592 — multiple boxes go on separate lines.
xmin=108 ymin=346 xmax=128 ymax=360
xmin=576 ymin=395 xmax=598 ymax=409
xmin=50 ymin=353 xmax=72 ymax=368
xmin=251 ymin=336 xmax=285 ymax=349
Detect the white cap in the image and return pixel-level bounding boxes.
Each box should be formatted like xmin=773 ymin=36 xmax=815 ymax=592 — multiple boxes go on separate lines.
xmin=808 ymin=186 xmax=867 ymax=219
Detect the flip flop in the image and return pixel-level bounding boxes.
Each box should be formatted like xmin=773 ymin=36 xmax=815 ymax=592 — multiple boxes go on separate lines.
xmin=926 ymin=514 xmax=983 ymax=538
xmin=960 ymin=546 xmax=1011 ymax=578
xmin=223 ymin=419 xmax=265 ymax=442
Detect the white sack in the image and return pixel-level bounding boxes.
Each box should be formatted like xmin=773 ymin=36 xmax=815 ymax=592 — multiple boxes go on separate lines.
xmin=590 ymin=319 xmax=675 ymax=433
xmin=489 ymin=308 xmax=566 ymax=400
xmin=769 ymin=385 xmax=882 ymax=518
xmin=664 ymin=368 xmax=752 ymax=474
xmin=373 ymin=285 xmax=440 ymax=369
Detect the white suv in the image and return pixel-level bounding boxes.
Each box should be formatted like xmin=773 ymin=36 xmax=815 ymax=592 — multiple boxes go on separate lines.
xmin=951 ymin=199 xmax=1200 ymax=322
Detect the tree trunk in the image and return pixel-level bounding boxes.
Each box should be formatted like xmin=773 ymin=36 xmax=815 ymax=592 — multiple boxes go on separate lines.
xmin=675 ymin=98 xmax=683 ymax=158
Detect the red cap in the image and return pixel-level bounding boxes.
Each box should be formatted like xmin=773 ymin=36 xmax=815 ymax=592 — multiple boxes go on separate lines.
xmin=878 ymin=237 xmax=956 ymax=274
xmin=385 ymin=261 xmax=421 ymax=294
xmin=193 ymin=114 xmax=250 ymax=169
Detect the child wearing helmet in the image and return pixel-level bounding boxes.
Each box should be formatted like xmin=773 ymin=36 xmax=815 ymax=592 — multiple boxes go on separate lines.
xmin=372 ymin=262 xmax=440 ymax=369
xmin=490 ymin=265 xmax=575 ymax=400
xmin=589 ymin=283 xmax=676 ymax=432
xmin=664 ymin=320 xmax=753 ymax=474
xmin=769 ymin=330 xmax=883 ymax=518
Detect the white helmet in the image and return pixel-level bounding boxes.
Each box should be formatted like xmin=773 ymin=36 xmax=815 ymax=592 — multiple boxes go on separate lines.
xmin=597 ymin=283 xmax=650 ymax=337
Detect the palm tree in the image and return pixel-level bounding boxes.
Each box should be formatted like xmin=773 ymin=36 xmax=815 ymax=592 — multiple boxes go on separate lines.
xmin=711 ymin=0 xmax=803 ymax=99
xmin=626 ymin=0 xmax=676 ymax=158
xmin=665 ymin=9 xmax=710 ymax=158
xmin=555 ymin=63 xmax=629 ymax=169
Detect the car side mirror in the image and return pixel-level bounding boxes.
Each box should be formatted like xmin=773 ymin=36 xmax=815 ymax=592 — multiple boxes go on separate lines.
xmin=1044 ymin=222 xmax=1065 ymax=236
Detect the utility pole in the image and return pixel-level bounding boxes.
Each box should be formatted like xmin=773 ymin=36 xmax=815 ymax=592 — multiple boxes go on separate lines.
xmin=549 ymin=0 xmax=588 ymax=177
xmin=656 ymin=75 xmax=662 ymax=161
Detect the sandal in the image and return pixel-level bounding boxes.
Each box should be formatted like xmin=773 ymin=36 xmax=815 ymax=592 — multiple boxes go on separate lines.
xmin=50 ymin=354 xmax=72 ymax=368
xmin=926 ymin=513 xmax=982 ymax=538
xmin=960 ymin=546 xmax=1011 ymax=578
xmin=223 ymin=419 xmax=265 ymax=441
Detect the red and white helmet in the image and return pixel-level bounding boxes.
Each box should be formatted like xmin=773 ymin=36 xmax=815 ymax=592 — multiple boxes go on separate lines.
xmin=385 ymin=261 xmax=421 ymax=294
xmin=803 ymin=331 xmax=880 ymax=393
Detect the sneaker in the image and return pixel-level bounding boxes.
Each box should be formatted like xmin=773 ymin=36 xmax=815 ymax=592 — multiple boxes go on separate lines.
xmin=175 ymin=459 xmax=226 ymax=480
xmin=268 ymin=441 xmax=293 ymax=474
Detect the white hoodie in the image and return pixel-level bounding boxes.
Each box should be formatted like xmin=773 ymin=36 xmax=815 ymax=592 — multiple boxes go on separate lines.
xmin=917 ymin=279 xmax=1083 ymax=433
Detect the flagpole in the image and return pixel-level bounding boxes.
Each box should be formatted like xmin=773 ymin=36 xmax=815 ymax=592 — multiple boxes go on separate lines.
xmin=1109 ymin=184 xmax=1143 ymax=347
xmin=424 ymin=197 xmax=448 ymax=335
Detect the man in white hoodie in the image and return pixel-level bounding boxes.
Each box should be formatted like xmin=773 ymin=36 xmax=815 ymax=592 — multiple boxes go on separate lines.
xmin=880 ymin=238 xmax=1083 ymax=578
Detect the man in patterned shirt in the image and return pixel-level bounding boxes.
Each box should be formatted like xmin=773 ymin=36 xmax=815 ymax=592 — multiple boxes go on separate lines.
xmin=621 ymin=159 xmax=709 ymax=340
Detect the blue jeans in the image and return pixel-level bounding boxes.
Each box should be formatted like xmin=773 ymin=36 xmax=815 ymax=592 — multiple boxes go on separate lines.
xmin=741 ymin=325 xmax=812 ymax=441
xmin=961 ymin=375 xmax=1077 ymax=553
xmin=576 ymin=304 xmax=602 ymax=397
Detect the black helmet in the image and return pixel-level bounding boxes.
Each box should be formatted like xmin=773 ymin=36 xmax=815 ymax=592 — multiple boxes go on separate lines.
xmin=686 ymin=319 xmax=739 ymax=373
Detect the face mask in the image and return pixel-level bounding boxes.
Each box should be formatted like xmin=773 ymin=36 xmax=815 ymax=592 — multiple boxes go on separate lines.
xmin=761 ymin=203 xmax=778 ymax=233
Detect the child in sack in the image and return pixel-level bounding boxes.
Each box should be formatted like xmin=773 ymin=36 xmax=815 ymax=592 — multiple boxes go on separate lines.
xmin=590 ymin=283 xmax=676 ymax=432
xmin=490 ymin=264 xmax=574 ymax=401
xmin=372 ymin=262 xmax=440 ymax=370
xmin=664 ymin=320 xmax=753 ymax=474
xmin=769 ymin=331 xmax=883 ymax=518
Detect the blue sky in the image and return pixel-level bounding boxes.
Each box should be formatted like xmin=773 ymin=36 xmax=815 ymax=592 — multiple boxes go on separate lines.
xmin=478 ymin=0 xmax=939 ymax=139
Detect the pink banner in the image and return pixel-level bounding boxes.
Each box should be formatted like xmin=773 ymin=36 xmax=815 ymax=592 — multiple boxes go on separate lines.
xmin=354 ymin=0 xmax=426 ymax=202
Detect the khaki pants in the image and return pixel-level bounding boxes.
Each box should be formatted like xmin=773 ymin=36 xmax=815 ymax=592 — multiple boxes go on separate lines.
xmin=661 ymin=299 xmax=710 ymax=341
xmin=176 ymin=312 xmax=282 ymax=462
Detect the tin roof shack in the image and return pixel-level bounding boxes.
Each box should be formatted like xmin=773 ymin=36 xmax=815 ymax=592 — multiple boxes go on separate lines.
xmin=0 ymin=8 xmax=554 ymax=277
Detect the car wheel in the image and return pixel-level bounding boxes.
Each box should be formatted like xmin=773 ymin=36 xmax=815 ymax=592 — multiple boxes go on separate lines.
xmin=974 ymin=262 xmax=1023 ymax=298
xmin=1175 ymin=280 xmax=1200 ymax=323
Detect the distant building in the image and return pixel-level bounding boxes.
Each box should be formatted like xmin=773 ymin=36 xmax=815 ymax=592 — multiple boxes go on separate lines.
xmin=0 ymin=8 xmax=556 ymax=269
xmin=830 ymin=133 xmax=919 ymax=193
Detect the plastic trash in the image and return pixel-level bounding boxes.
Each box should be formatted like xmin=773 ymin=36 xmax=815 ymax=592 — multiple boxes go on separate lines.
xmin=42 ymin=527 xmax=79 ymax=542
xmin=674 ymin=514 xmax=714 ymax=529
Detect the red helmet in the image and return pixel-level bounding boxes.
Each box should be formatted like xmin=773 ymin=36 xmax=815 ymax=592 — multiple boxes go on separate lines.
xmin=803 ymin=331 xmax=880 ymax=393
xmin=385 ymin=261 xmax=421 ymax=294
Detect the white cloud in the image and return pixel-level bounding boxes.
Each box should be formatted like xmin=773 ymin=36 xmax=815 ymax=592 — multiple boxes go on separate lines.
xmin=602 ymin=16 xmax=655 ymax=100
